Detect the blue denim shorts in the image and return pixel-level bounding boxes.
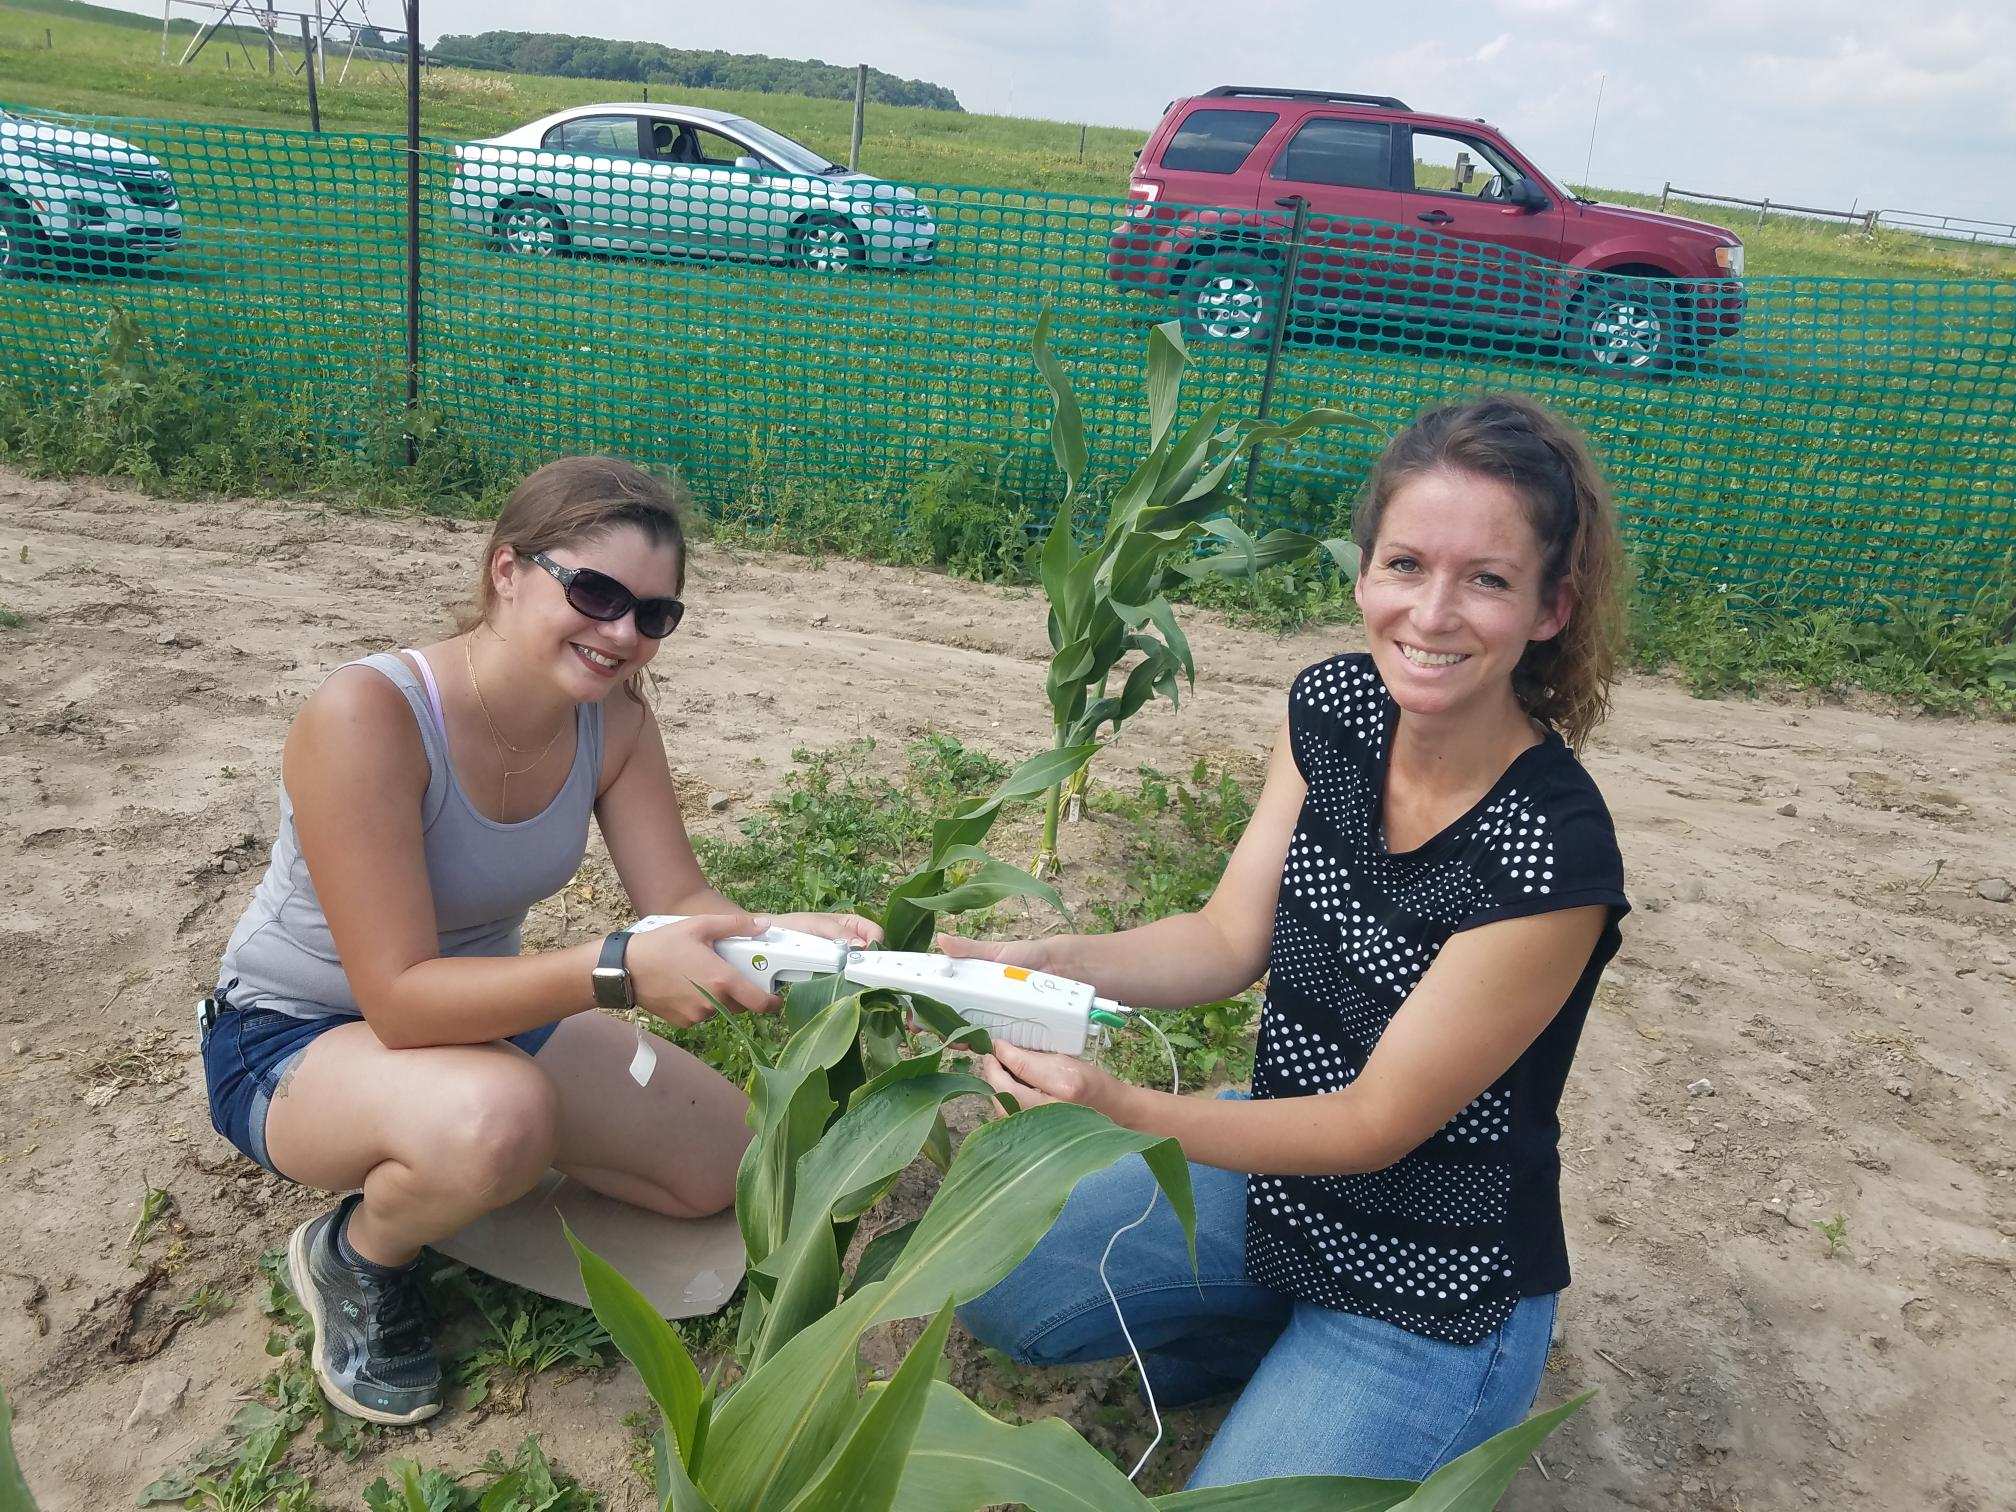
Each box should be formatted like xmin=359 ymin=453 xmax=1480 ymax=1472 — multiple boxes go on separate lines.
xmin=201 ymin=987 xmax=560 ymax=1178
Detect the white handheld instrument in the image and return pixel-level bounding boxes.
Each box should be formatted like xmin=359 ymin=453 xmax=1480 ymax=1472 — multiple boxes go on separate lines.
xmin=620 ymin=915 xmax=1129 ymax=1082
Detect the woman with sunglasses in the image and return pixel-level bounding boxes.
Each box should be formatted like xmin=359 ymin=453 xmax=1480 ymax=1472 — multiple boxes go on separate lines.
xmin=200 ymin=456 xmax=879 ymax=1425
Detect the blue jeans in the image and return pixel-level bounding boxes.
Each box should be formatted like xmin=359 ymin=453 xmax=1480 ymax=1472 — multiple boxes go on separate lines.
xmin=957 ymin=1104 xmax=1558 ymax=1489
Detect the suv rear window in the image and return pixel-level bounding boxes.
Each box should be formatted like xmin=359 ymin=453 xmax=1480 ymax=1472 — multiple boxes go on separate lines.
xmin=1271 ymin=119 xmax=1393 ymax=189
xmin=1161 ymin=109 xmax=1277 ymax=174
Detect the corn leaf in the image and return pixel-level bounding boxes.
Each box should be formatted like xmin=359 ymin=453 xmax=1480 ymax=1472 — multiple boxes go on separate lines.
xmin=1032 ymin=301 xmax=1086 ymax=499
xmin=703 ymin=1105 xmax=1193 ymax=1511
xmin=843 ymin=1220 xmax=919 ymax=1299
xmin=1143 ymin=319 xmax=1187 ymax=451
xmin=894 ymin=1379 xmax=1155 ymax=1510
xmin=783 ymin=1301 xmax=958 ymax=1512
xmin=0 ymin=1382 xmax=36 ymax=1512
xmin=907 ymin=854 xmax=1069 ymax=917
xmin=564 ymin=1222 xmax=706 ymax=1466
xmin=1387 ymin=1391 xmax=1593 ymax=1510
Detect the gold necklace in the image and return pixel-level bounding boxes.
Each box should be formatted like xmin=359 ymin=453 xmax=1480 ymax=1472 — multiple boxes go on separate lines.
xmin=464 ymin=638 xmax=567 ymax=814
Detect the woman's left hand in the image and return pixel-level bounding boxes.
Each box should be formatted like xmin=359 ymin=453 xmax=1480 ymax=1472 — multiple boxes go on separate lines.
xmin=760 ymin=911 xmax=884 ymax=948
xmin=976 ymin=1039 xmax=1132 ymax=1121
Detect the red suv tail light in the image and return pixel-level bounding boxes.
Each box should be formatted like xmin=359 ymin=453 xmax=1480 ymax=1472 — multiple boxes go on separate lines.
xmin=1126 ymin=182 xmax=1162 ymax=218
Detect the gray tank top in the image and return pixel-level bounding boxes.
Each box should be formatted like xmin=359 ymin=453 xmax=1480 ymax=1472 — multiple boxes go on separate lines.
xmin=218 ymin=651 xmax=605 ymax=1019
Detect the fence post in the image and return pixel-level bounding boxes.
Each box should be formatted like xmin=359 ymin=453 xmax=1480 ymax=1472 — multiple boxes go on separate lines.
xmin=1659 ymin=181 xmax=1669 ymax=212
xmin=45 ymin=26 xmax=52 ymax=48
xmin=1243 ymin=193 xmax=1310 ymax=505
xmin=1757 ymin=197 xmax=1768 ymax=228
xmin=403 ymin=0 xmax=421 ymax=466
xmin=849 ymin=64 xmax=866 ymax=171
xmin=299 ymin=17 xmax=321 ymax=132
xmin=265 ymin=4 xmax=275 ymax=73
xmin=1077 ymin=122 xmax=1086 ymax=162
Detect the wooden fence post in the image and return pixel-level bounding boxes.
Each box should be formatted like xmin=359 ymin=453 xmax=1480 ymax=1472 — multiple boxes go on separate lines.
xmin=849 ymin=64 xmax=866 ymax=171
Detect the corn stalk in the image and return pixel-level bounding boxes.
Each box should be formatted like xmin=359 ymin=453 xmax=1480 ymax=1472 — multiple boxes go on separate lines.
xmin=569 ymin=994 xmax=1591 ymax=1510
xmin=1027 ymin=301 xmax=1369 ymax=876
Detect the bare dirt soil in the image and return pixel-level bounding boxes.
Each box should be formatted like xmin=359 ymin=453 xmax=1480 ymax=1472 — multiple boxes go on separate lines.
xmin=2 ymin=470 xmax=2013 ymax=1510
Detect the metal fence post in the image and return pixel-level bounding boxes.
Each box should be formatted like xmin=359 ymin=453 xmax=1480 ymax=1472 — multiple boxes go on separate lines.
xmin=1242 ymin=193 xmax=1310 ymax=504
xmin=299 ymin=17 xmax=321 ymax=132
xmin=403 ymin=0 xmax=420 ymax=466
xmin=1659 ymin=181 xmax=1669 ymax=212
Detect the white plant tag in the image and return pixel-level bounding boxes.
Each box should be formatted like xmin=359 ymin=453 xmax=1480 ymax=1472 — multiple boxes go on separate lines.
xmin=628 ymin=1020 xmax=658 ymax=1087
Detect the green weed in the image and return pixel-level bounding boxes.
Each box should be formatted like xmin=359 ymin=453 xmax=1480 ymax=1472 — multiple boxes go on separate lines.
xmin=900 ymin=444 xmax=1038 ymax=581
xmin=362 ymin=1434 xmax=598 ymax=1511
xmin=0 ymin=607 xmax=23 ymax=630
xmin=1813 ymin=1213 xmax=1850 ymax=1259
xmin=172 ymin=1283 xmax=234 ymax=1325
xmin=431 ymin=1266 xmax=610 ymax=1412
xmin=129 ymin=1178 xmax=173 ymax=1249
xmin=1630 ymin=552 xmax=2016 ymax=714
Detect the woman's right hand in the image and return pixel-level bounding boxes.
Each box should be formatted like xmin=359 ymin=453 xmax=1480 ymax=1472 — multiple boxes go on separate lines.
xmin=933 ymin=932 xmax=1060 ymax=973
xmin=627 ymin=913 xmax=781 ymax=1026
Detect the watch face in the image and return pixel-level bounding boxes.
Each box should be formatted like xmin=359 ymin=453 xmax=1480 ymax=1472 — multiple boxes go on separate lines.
xmin=593 ymin=965 xmax=633 ymax=1008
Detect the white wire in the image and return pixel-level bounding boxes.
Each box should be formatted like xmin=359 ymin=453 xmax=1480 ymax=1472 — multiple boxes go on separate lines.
xmin=1097 ymin=1011 xmax=1179 ymax=1482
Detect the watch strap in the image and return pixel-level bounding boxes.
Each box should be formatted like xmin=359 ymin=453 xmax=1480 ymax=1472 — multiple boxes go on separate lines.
xmin=593 ymin=929 xmax=635 ymax=1011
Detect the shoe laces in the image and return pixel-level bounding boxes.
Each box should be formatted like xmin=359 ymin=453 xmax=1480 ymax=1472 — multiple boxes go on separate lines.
xmin=359 ymin=1267 xmax=434 ymax=1362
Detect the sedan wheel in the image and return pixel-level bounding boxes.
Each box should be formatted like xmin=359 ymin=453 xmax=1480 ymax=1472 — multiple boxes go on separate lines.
xmin=792 ymin=218 xmax=862 ymax=273
xmin=0 ymin=201 xmax=39 ymax=276
xmin=498 ymin=202 xmax=567 ymax=258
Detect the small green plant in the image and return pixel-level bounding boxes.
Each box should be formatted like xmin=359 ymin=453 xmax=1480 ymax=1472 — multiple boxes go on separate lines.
xmin=362 ymin=1434 xmax=596 ymax=1511
xmin=173 ymin=1283 xmax=235 ymax=1325
xmin=0 ymin=606 xmax=23 ymax=631
xmin=1024 ymin=302 xmax=1364 ymax=875
xmin=1814 ymin=1212 xmax=1850 ymax=1259
xmin=129 ymin=1178 xmax=174 ymax=1248
xmin=902 ymin=444 xmax=1037 ymax=581
xmin=434 ymin=1267 xmax=611 ymax=1412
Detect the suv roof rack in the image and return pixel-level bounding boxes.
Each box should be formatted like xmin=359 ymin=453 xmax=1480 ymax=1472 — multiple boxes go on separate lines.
xmin=1202 ymin=85 xmax=1411 ymax=110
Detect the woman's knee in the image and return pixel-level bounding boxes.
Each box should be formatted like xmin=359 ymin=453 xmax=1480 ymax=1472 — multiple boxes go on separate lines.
xmin=432 ymin=1060 xmax=560 ymax=1198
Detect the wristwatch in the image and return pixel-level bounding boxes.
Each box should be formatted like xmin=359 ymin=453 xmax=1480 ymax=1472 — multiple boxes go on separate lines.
xmin=592 ymin=929 xmax=636 ymax=1012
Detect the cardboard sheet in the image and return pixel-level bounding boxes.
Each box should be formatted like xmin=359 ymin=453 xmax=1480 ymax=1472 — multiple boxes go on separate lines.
xmin=435 ymin=1170 xmax=745 ymax=1320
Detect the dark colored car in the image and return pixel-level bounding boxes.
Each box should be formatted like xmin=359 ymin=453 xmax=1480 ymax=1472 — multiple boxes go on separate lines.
xmin=1109 ymin=86 xmax=1745 ymax=372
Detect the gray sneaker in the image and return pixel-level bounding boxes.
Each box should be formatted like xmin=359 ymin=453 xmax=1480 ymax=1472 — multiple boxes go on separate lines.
xmin=285 ymin=1194 xmax=443 ymax=1424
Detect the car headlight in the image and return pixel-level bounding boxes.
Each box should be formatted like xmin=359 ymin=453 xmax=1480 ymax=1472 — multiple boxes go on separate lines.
xmin=1714 ymin=244 xmax=1745 ymax=276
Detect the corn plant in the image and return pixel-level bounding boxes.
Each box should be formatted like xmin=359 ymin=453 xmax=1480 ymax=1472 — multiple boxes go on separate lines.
xmin=1026 ymin=303 xmax=1371 ymax=874
xmin=1 ymin=1381 xmax=37 ymax=1512
xmin=569 ymin=989 xmax=1589 ymax=1509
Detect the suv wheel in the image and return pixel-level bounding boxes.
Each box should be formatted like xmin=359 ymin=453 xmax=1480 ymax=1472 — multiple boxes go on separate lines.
xmin=791 ymin=215 xmax=863 ymax=273
xmin=0 ymin=196 xmax=43 ymax=277
xmin=1180 ymin=253 xmax=1281 ymax=344
xmin=1573 ymin=279 xmax=1681 ymax=375
xmin=496 ymin=200 xmax=568 ymax=258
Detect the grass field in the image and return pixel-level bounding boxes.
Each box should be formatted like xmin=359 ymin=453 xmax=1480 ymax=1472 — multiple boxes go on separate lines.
xmin=6 ymin=0 xmax=2016 ymax=279
xmin=2 ymin=0 xmax=2013 ymax=612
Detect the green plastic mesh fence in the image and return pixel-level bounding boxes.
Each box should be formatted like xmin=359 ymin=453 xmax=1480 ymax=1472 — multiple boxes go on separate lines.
xmin=3 ymin=104 xmax=2011 ymax=608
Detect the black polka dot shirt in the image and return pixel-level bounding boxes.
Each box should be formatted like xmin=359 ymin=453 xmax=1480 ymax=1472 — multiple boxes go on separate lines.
xmin=1244 ymin=653 xmax=1629 ymax=1344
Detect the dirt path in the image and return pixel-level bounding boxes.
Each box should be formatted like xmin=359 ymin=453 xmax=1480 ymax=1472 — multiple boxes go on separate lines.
xmin=1 ymin=470 xmax=2012 ymax=1510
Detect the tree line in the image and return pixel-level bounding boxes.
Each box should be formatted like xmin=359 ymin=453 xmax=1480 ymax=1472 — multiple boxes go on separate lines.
xmin=417 ymin=30 xmax=964 ymax=111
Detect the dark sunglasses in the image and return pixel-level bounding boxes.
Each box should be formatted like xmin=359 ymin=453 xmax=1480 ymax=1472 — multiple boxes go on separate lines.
xmin=524 ymin=552 xmax=686 ymax=638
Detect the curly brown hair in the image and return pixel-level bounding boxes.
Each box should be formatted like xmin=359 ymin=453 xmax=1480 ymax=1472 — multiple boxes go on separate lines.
xmin=1352 ymin=394 xmax=1625 ymax=749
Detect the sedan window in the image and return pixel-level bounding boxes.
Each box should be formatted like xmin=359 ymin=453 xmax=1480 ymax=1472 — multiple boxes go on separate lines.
xmin=542 ymin=115 xmax=642 ymax=157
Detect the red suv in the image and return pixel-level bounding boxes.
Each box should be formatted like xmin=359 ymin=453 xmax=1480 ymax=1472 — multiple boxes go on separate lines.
xmin=1110 ymin=86 xmax=1745 ymax=373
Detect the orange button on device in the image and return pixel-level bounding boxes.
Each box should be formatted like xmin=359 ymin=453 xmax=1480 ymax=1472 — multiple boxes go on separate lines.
xmin=1002 ymin=966 xmax=1030 ymax=981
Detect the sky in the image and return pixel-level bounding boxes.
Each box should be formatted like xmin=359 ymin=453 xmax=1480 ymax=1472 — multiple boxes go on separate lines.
xmin=106 ymin=0 xmax=2016 ymax=224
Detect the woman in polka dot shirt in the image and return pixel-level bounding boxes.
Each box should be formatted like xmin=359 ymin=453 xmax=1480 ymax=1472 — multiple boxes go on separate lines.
xmin=953 ymin=393 xmax=1631 ymax=1488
